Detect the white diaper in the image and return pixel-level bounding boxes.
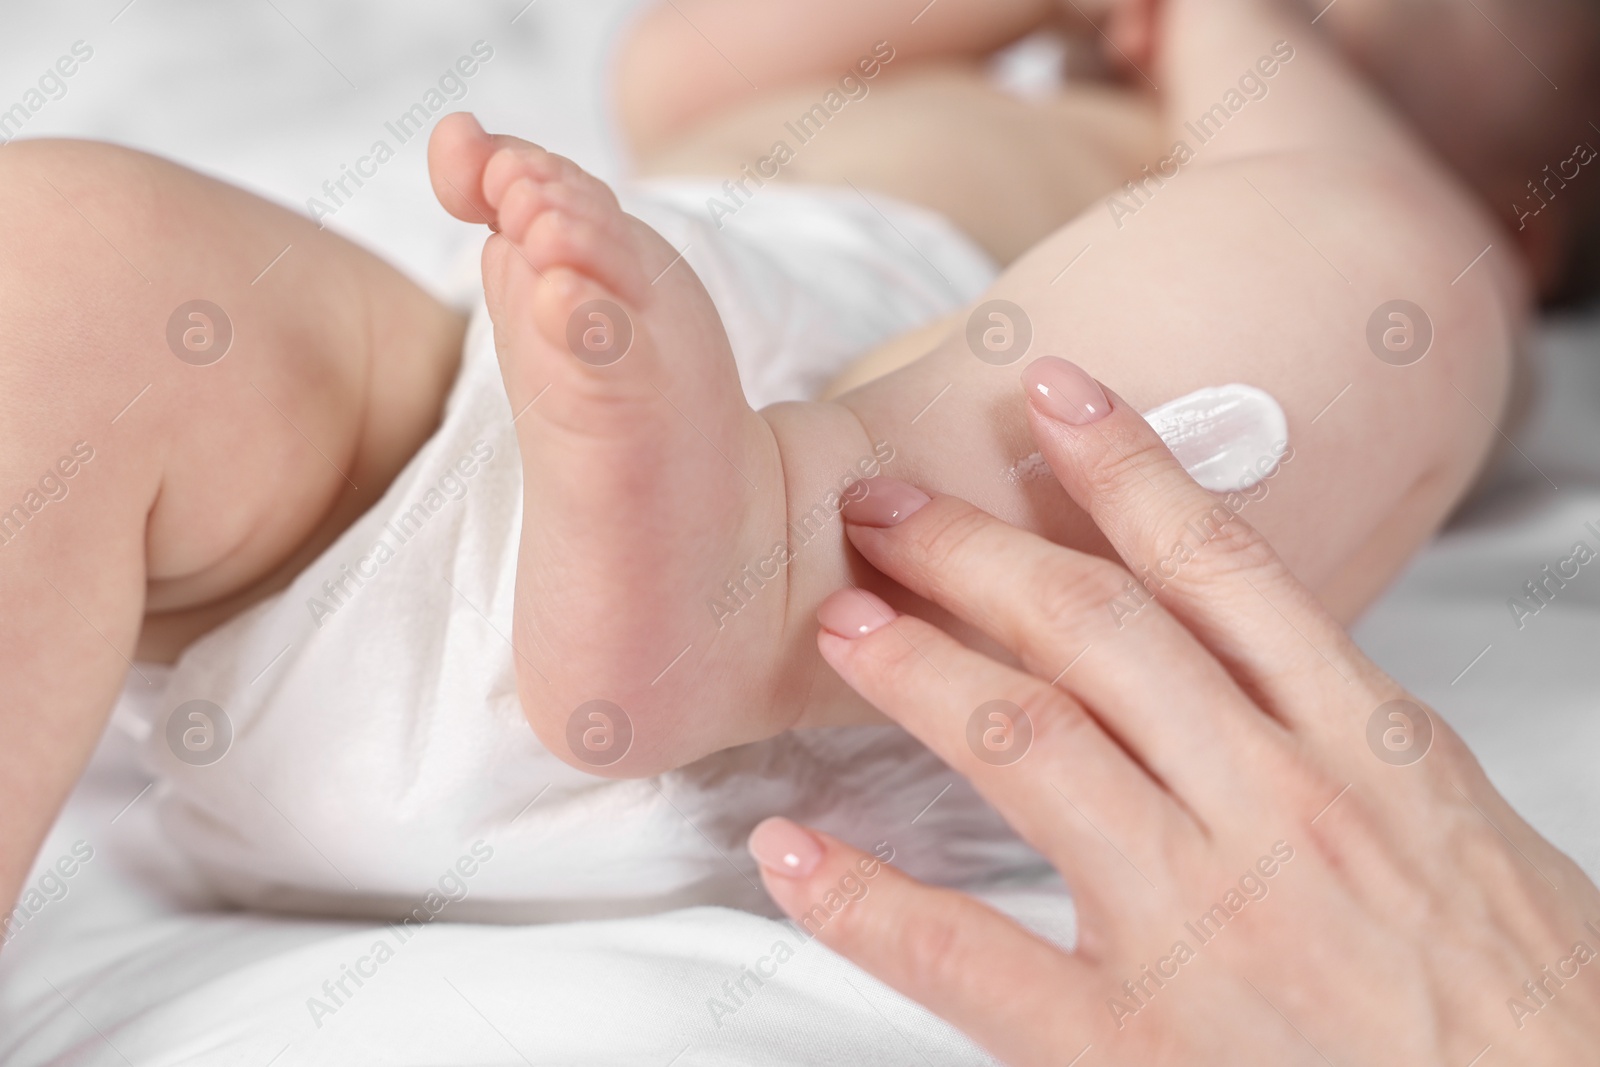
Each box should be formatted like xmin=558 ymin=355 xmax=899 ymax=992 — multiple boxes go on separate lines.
xmin=136 ymin=183 xmax=1040 ymax=921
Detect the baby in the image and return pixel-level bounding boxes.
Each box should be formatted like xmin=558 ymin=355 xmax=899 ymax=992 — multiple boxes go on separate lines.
xmin=0 ymin=0 xmax=1593 ymax=921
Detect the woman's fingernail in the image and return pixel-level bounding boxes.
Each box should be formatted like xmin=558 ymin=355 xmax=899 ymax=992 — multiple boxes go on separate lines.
xmin=1022 ymin=356 xmax=1111 ymax=426
xmin=842 ymin=477 xmax=931 ymax=528
xmin=749 ymin=817 xmax=824 ymax=878
xmin=817 ymin=588 xmax=896 ymax=639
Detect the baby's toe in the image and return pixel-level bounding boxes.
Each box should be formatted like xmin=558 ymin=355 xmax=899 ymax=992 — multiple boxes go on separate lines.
xmin=495 ymin=172 xmax=626 ymax=242
xmin=427 ymin=112 xmax=499 ymax=225
xmin=483 ymin=144 xmax=615 ymax=211
xmin=516 ymin=200 xmax=647 ymax=301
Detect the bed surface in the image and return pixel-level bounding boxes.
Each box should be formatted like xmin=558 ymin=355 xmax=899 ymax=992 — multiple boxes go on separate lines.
xmin=2 ymin=2 xmax=1597 ymax=1063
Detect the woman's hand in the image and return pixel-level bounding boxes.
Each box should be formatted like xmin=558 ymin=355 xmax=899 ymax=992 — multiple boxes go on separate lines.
xmin=748 ymin=356 xmax=1600 ymax=1066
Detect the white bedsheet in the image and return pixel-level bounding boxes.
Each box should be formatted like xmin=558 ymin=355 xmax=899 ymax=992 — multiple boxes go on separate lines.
xmin=2 ymin=2 xmax=1598 ymax=1064
xmin=4 ymin=685 xmax=1073 ymax=1065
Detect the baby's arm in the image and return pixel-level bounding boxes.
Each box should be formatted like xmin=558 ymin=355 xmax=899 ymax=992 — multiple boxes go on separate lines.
xmin=613 ymin=0 xmax=1066 ymax=157
xmin=770 ymin=0 xmax=1519 ymax=727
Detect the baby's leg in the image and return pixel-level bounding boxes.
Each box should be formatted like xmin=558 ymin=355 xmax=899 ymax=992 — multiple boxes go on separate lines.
xmin=810 ymin=0 xmax=1516 ymax=650
xmin=431 ymin=0 xmax=1515 ymax=783
xmin=828 ymin=0 xmax=1521 ymax=615
xmin=0 ymin=140 xmax=463 ymax=921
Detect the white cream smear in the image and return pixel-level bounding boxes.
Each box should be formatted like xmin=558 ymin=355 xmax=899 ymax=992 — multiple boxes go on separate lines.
xmin=1007 ymin=383 xmax=1289 ymax=493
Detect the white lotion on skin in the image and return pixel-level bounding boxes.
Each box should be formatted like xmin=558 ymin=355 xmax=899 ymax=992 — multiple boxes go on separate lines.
xmin=1007 ymin=383 xmax=1289 ymax=493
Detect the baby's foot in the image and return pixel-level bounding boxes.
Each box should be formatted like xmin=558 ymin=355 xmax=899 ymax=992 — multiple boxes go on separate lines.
xmin=428 ymin=114 xmax=807 ymax=775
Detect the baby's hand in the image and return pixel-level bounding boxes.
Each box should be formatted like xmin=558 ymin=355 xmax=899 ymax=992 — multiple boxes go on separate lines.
xmin=1058 ymin=0 xmax=1162 ymax=75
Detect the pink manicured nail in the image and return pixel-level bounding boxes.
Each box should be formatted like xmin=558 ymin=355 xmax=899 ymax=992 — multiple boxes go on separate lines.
xmin=842 ymin=477 xmax=931 ymax=528
xmin=817 ymin=588 xmax=896 ymax=639
xmin=749 ymin=817 xmax=824 ymax=878
xmin=1022 ymin=356 xmax=1110 ymax=425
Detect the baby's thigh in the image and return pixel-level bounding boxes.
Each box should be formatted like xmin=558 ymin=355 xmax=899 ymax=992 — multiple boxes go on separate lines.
xmin=0 ymin=139 xmax=464 ymax=658
xmin=843 ymin=154 xmax=1516 ymax=624
xmin=0 ymin=139 xmax=464 ymax=913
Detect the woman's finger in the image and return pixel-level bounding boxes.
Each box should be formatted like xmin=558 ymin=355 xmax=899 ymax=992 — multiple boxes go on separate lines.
xmin=748 ymin=818 xmax=1102 ymax=1067
xmin=815 ymin=588 xmax=1195 ymax=904
xmin=840 ymin=487 xmax=1281 ymax=818
xmin=1018 ymin=356 xmax=1386 ymax=722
